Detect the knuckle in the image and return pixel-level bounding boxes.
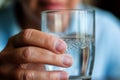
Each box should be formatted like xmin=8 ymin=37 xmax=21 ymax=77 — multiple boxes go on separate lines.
xmin=48 ymin=35 xmax=56 ymax=42
xmin=51 ymin=54 xmax=64 ymax=67
xmin=45 ymin=35 xmax=56 ymax=48
xmin=47 ymin=72 xmax=58 ymax=80
xmin=22 ymin=47 xmax=32 ymax=61
xmin=21 ymin=29 xmax=33 ymax=43
xmin=52 ymin=54 xmax=58 ymax=63
xmin=19 ymin=64 xmax=27 ymax=69
xmin=47 ymin=72 xmax=51 ymax=80
xmin=23 ymin=71 xmax=34 ymax=80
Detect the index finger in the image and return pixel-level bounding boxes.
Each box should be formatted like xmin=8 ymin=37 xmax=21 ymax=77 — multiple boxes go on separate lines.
xmin=12 ymin=29 xmax=67 ymax=53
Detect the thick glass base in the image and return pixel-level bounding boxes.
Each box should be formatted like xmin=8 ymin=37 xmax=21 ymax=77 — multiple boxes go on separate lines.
xmin=69 ymin=76 xmax=91 ymax=80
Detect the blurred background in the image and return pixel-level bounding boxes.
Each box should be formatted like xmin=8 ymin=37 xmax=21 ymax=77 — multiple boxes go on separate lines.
xmin=84 ymin=0 xmax=120 ymax=19
xmin=0 ymin=0 xmax=13 ymax=9
xmin=0 ymin=0 xmax=120 ymax=19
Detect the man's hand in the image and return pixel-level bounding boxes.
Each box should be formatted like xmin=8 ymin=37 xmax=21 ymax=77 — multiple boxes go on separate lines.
xmin=0 ymin=29 xmax=73 ymax=80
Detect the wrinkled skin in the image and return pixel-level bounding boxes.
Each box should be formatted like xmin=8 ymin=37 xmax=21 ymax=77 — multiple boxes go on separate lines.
xmin=0 ymin=0 xmax=80 ymax=80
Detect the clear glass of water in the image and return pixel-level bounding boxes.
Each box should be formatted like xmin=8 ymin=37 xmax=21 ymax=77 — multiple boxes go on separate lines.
xmin=41 ymin=9 xmax=95 ymax=80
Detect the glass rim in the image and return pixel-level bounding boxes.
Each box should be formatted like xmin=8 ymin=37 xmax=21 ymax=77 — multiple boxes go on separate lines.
xmin=41 ymin=9 xmax=95 ymax=14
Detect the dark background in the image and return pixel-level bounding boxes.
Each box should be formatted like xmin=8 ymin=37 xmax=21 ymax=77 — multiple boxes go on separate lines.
xmin=91 ymin=0 xmax=120 ymax=19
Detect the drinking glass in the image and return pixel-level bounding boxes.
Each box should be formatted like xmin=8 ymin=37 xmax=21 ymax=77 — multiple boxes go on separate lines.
xmin=41 ymin=9 xmax=95 ymax=80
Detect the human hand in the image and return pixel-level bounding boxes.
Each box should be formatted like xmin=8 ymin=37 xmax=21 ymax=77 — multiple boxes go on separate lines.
xmin=0 ymin=29 xmax=73 ymax=80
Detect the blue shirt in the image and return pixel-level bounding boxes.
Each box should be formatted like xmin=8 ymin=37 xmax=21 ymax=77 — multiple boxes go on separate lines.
xmin=0 ymin=5 xmax=120 ymax=79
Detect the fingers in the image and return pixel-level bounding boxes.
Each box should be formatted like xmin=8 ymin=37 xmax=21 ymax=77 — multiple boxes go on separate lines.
xmin=12 ymin=29 xmax=67 ymax=53
xmin=18 ymin=63 xmax=46 ymax=71
xmin=12 ymin=69 xmax=69 ymax=80
xmin=7 ymin=46 xmax=73 ymax=67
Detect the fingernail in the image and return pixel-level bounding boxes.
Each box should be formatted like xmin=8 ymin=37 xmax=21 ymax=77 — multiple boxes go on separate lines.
xmin=62 ymin=54 xmax=73 ymax=67
xmin=60 ymin=72 xmax=69 ymax=80
xmin=56 ymin=39 xmax=66 ymax=52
